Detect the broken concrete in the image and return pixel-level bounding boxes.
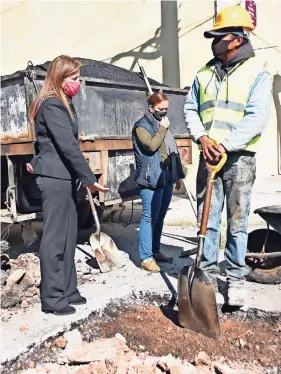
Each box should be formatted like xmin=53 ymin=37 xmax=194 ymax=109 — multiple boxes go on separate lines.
xmin=1 ymin=185 xmax=281 ymax=367
xmin=7 ymin=269 xmax=26 ymax=285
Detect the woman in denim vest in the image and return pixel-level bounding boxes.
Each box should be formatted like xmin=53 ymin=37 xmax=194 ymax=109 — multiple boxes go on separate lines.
xmin=132 ymin=93 xmax=185 ymax=272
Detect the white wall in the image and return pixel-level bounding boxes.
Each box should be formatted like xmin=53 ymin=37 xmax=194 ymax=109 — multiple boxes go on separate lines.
xmin=1 ymin=0 xmax=280 ymax=178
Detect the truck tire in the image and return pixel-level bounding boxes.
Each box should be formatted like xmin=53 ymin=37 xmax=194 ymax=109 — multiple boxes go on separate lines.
xmin=246 ymin=229 xmax=281 ymax=285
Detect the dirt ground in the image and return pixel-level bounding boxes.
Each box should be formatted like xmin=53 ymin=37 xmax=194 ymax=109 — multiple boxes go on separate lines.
xmin=79 ymin=305 xmax=281 ymax=367
xmin=5 ymin=303 xmax=280 ymax=373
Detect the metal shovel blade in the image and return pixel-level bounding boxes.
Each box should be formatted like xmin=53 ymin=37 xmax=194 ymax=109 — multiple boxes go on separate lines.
xmin=178 ymin=264 xmax=220 ymax=339
xmin=177 ymin=154 xmax=227 ymax=340
xmin=89 ymin=231 xmax=126 ymax=273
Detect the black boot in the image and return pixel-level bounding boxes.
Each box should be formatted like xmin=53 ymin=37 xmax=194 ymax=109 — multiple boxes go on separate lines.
xmin=69 ymin=296 xmax=87 ymax=305
xmin=42 ymin=305 xmax=76 ymax=315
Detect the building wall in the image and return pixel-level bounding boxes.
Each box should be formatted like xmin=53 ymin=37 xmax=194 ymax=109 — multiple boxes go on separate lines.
xmin=1 ymin=0 xmax=281 ymax=182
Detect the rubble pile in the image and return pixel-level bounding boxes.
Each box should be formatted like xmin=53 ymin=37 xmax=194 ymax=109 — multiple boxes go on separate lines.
xmin=18 ymin=330 xmax=266 ymax=374
xmin=0 ymin=242 xmax=99 ymax=311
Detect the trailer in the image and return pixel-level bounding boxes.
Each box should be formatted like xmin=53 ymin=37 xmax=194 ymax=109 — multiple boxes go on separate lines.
xmin=1 ymin=59 xmax=191 ymax=234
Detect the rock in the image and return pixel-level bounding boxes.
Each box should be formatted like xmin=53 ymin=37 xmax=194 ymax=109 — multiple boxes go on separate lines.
xmin=28 ymin=361 xmax=35 ymax=369
xmin=64 ymin=329 xmax=83 ymax=352
xmin=255 ymin=345 xmax=260 ymax=351
xmin=19 ymin=324 xmax=27 ymax=332
xmin=1 ymin=312 xmax=12 ymax=322
xmin=81 ymin=274 xmax=92 ymax=281
xmin=195 ymin=351 xmax=212 ymax=366
xmin=55 ymin=336 xmax=68 ymax=349
xmin=115 ymin=333 xmax=126 ymax=344
xmin=33 ymin=269 xmax=41 ymax=287
xmin=85 ymin=361 xmax=107 ymax=374
xmin=32 ymin=295 xmax=40 ymax=304
xmin=6 ymin=269 xmax=26 ymax=285
xmin=14 ymin=254 xmax=41 ymax=286
xmin=21 ymin=299 xmax=29 ymax=308
xmin=61 ymin=337 xmax=128 ymax=364
xmin=0 ymin=240 xmax=10 ymax=254
xmin=24 ymin=286 xmax=39 ymax=298
xmin=1 ymin=284 xmax=23 ymax=308
xmin=239 ymin=338 xmax=247 ymax=349
xmin=157 ymin=361 xmax=170 ymax=371
xmin=139 ymin=345 xmax=145 ymax=350
xmin=1 ymin=269 xmax=8 ymax=285
xmin=40 ymin=363 xmax=61 ymax=373
xmin=214 ymin=363 xmax=236 ymax=374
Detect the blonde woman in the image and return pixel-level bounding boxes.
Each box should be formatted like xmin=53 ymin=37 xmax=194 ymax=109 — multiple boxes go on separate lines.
xmin=27 ymin=55 xmax=108 ymax=315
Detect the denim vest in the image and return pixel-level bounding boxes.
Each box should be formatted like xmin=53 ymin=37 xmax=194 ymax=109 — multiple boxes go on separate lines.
xmin=132 ymin=115 xmax=166 ymax=189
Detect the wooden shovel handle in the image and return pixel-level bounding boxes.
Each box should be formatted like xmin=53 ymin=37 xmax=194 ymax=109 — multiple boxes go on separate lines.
xmin=200 ymin=153 xmax=227 ymax=236
xmin=86 ymin=187 xmax=101 ymax=236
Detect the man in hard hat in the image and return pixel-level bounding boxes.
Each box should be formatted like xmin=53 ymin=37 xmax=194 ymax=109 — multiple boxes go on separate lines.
xmin=184 ymin=5 xmax=272 ymax=307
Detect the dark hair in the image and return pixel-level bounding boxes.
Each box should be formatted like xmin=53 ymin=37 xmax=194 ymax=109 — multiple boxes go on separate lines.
xmin=147 ymin=92 xmax=168 ymax=108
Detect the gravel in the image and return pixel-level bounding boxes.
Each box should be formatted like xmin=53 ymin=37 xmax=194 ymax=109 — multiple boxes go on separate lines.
xmin=34 ymin=58 xmax=167 ymax=87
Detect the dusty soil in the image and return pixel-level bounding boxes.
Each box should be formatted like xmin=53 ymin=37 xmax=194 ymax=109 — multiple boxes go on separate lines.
xmin=3 ymin=303 xmax=281 ymax=373
xmin=79 ymin=305 xmax=281 ymax=366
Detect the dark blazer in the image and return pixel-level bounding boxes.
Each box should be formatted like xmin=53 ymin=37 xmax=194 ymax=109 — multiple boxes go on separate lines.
xmin=30 ymin=97 xmax=96 ymax=186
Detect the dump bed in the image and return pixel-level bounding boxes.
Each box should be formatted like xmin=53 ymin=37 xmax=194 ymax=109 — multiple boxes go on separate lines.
xmin=1 ymin=59 xmax=191 ymax=206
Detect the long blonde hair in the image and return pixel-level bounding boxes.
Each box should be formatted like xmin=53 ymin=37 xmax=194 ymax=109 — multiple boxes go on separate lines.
xmin=29 ymin=55 xmax=81 ymax=124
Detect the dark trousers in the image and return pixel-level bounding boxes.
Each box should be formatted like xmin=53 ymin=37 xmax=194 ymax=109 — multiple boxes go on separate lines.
xmin=36 ymin=176 xmax=80 ymax=310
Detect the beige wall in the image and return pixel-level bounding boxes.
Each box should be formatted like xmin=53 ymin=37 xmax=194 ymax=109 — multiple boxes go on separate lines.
xmin=1 ymin=0 xmax=281 ymax=179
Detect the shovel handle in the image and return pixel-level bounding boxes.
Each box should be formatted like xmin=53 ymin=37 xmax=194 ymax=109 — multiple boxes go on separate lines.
xmin=86 ymin=187 xmax=101 ymax=236
xmin=200 ymin=153 xmax=227 ymax=237
xmin=206 ymin=153 xmax=227 ymax=179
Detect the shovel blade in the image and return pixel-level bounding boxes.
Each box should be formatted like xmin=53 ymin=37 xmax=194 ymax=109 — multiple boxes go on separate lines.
xmin=89 ymin=232 xmax=125 ymax=273
xmin=191 ymin=268 xmax=221 ymax=339
xmin=178 ymin=265 xmax=200 ymax=333
xmin=178 ymin=265 xmax=220 ymax=339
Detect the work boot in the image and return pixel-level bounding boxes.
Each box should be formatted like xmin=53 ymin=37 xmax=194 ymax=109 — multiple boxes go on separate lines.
xmin=141 ymin=258 xmax=160 ymax=273
xmin=227 ymin=281 xmax=246 ymax=307
xmin=154 ymin=251 xmax=173 ymax=263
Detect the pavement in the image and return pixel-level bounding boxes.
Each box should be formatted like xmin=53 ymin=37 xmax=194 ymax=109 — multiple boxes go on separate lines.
xmin=1 ymin=176 xmax=281 ymax=365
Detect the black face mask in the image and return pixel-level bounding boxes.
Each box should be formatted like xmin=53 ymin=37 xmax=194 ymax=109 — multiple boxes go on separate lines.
xmin=153 ymin=110 xmax=167 ymax=121
xmin=211 ymin=37 xmax=237 ymax=57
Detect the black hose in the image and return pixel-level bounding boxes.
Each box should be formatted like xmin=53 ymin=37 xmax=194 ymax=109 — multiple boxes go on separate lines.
xmin=119 ymin=200 xmax=134 ymax=227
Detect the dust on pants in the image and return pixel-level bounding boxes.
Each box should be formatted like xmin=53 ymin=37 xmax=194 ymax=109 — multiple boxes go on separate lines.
xmin=196 ymin=152 xmax=256 ymax=281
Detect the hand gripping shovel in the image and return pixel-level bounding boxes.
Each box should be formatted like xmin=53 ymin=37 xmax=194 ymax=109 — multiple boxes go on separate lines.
xmin=86 ymin=187 xmax=126 ymax=273
xmin=177 ymin=153 xmax=227 ymax=339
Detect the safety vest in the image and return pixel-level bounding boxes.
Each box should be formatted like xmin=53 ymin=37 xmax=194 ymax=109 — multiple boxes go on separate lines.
xmin=197 ymin=57 xmax=268 ymax=152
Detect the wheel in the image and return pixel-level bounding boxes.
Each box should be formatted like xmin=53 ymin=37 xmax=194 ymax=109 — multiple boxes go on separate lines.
xmin=246 ymin=229 xmax=281 ymax=284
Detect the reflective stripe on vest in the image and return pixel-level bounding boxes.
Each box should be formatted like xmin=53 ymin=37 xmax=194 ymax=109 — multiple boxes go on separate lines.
xmin=198 ymin=57 xmax=268 ymax=152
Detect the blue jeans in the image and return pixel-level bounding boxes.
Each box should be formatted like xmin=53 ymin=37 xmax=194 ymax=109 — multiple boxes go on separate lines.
xmin=139 ymin=171 xmax=174 ymax=261
xmin=196 ymin=153 xmax=256 ymax=281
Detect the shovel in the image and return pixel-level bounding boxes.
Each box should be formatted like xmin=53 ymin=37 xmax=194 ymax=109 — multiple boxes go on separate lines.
xmin=86 ymin=187 xmax=126 ymax=273
xmin=177 ymin=153 xmax=227 ymax=339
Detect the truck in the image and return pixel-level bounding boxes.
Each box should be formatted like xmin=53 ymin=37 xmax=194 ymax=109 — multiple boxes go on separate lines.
xmin=1 ymin=58 xmax=191 ymax=240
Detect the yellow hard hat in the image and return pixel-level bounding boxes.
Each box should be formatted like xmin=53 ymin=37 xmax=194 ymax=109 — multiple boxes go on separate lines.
xmin=205 ymin=5 xmax=255 ymax=38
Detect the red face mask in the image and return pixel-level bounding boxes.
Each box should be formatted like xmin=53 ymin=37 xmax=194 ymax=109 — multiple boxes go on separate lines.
xmin=63 ymin=81 xmax=81 ymax=97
